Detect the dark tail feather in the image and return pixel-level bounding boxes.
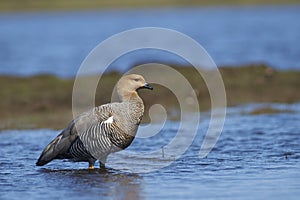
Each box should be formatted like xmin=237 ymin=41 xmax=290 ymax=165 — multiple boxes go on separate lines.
xmin=36 ymin=135 xmax=63 ymax=166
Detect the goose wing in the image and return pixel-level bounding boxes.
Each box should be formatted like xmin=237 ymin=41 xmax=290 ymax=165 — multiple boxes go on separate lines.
xmin=36 ymin=104 xmax=115 ymax=166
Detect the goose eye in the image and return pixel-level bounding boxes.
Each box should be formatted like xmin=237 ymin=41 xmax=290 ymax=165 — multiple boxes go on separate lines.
xmin=134 ymin=78 xmax=139 ymax=82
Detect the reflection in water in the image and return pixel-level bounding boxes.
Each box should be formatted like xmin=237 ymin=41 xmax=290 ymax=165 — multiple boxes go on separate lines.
xmin=39 ymin=168 xmax=143 ymax=200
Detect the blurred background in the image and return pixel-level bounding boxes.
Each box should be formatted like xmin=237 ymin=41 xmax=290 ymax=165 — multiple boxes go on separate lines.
xmin=0 ymin=0 xmax=299 ymax=77
xmin=0 ymin=0 xmax=300 ymax=128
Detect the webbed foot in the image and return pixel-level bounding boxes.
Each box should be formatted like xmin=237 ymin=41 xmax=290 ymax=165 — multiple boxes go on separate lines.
xmin=88 ymin=164 xmax=95 ymax=170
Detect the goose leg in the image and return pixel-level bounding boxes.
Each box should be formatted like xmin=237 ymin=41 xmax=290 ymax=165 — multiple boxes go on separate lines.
xmin=88 ymin=160 xmax=96 ymax=170
xmin=88 ymin=163 xmax=95 ymax=170
xmin=100 ymin=162 xmax=105 ymax=169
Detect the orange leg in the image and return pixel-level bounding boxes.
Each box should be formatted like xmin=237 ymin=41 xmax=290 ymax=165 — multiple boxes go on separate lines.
xmin=88 ymin=163 xmax=95 ymax=170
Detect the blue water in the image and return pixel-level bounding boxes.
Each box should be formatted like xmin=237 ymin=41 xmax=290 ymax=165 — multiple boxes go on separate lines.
xmin=0 ymin=6 xmax=300 ymax=77
xmin=1 ymin=103 xmax=300 ymax=199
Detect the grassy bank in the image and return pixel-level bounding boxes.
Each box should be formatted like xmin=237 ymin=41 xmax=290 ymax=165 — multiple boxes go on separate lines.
xmin=0 ymin=0 xmax=299 ymax=12
xmin=0 ymin=64 xmax=299 ymax=130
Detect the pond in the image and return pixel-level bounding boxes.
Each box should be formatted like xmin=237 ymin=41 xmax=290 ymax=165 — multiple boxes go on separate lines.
xmin=0 ymin=6 xmax=300 ymax=77
xmin=1 ymin=103 xmax=300 ymax=199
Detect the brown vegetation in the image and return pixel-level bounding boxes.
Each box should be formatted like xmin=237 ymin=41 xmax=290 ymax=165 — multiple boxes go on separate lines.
xmin=0 ymin=0 xmax=299 ymax=12
xmin=0 ymin=64 xmax=299 ymax=130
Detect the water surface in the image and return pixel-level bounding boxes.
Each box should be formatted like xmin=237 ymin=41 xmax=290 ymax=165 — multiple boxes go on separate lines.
xmin=0 ymin=6 xmax=300 ymax=77
xmin=1 ymin=103 xmax=300 ymax=199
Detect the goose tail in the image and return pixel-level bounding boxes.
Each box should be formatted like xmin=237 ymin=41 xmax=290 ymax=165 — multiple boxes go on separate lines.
xmin=36 ymin=134 xmax=62 ymax=166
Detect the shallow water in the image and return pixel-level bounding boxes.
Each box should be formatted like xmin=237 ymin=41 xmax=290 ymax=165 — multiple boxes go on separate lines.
xmin=1 ymin=103 xmax=300 ymax=199
xmin=0 ymin=6 xmax=300 ymax=77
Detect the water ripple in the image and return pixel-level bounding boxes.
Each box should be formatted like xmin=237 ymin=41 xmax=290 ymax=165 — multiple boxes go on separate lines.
xmin=1 ymin=103 xmax=300 ymax=199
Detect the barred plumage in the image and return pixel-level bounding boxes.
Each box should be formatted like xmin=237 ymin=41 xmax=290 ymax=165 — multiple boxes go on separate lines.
xmin=36 ymin=74 xmax=153 ymax=169
xmin=69 ymin=138 xmax=94 ymax=162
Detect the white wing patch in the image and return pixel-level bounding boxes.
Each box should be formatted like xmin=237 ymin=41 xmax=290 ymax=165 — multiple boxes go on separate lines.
xmin=103 ymin=116 xmax=114 ymax=124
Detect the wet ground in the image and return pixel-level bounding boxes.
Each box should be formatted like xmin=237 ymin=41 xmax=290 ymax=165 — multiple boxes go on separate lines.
xmin=1 ymin=103 xmax=300 ymax=199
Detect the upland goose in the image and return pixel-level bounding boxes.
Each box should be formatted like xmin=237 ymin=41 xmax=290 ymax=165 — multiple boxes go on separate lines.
xmin=36 ymin=74 xmax=153 ymax=169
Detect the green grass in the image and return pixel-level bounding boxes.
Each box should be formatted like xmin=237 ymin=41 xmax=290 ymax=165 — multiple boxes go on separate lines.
xmin=0 ymin=64 xmax=299 ymax=130
xmin=0 ymin=0 xmax=299 ymax=12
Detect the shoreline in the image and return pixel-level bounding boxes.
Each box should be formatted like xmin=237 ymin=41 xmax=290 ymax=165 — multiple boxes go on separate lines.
xmin=1 ymin=64 xmax=299 ymax=130
xmin=0 ymin=0 xmax=299 ymax=13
